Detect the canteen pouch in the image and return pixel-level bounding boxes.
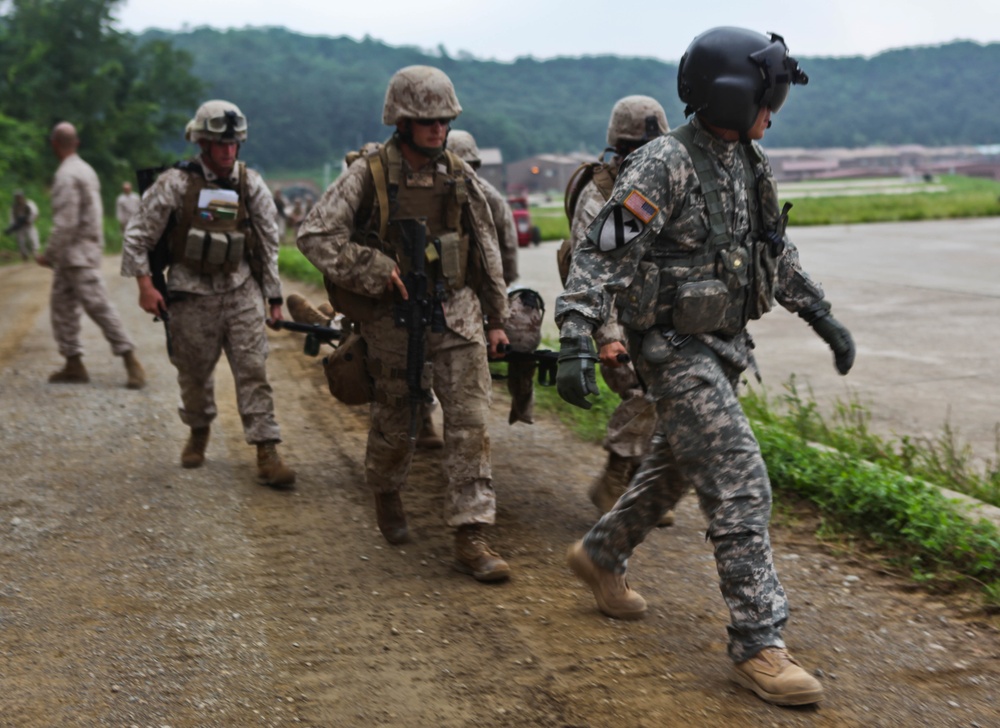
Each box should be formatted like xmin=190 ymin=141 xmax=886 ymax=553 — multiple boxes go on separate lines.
xmin=672 ymin=279 xmax=729 ymax=335
xmin=323 ymin=331 xmax=373 ymax=405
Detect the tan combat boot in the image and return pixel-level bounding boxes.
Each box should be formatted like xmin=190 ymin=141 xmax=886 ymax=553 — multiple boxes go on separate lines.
xmin=566 ymin=539 xmax=647 ymax=619
xmin=256 ymin=441 xmax=297 ymax=489
xmin=287 ymin=293 xmax=331 ymax=326
xmin=48 ymin=355 xmax=89 ymax=384
xmin=374 ymin=491 xmax=409 ymax=544
xmin=317 ymin=301 xmax=335 ymax=319
xmin=454 ymin=525 xmax=510 ymax=582
xmin=122 ymin=350 xmax=146 ymax=390
xmin=416 ymin=415 xmax=444 ymax=449
xmin=732 ymin=647 xmax=824 ymax=706
xmin=588 ymin=453 xmax=675 ymax=528
xmin=181 ymin=426 xmax=210 ymax=468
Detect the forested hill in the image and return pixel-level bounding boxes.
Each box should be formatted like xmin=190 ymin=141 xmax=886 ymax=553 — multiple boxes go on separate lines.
xmin=142 ymin=26 xmax=1000 ymax=172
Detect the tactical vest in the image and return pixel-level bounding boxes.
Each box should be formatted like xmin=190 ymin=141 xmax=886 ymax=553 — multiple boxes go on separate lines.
xmin=327 ymin=140 xmax=473 ymax=322
xmin=617 ymin=123 xmax=783 ymax=337
xmin=168 ymin=162 xmax=260 ymax=279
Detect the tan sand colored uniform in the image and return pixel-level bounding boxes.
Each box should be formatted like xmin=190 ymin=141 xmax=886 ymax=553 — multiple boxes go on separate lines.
xmin=46 ymin=154 xmax=135 ymax=359
xmin=120 ymin=158 xmax=284 ymax=444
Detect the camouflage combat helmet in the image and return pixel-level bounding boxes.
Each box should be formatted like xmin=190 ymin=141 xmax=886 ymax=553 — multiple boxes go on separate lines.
xmin=677 ymin=27 xmax=808 ymax=134
xmin=606 ymin=95 xmax=669 ymax=148
xmin=185 ymin=99 xmax=248 ymax=143
xmin=446 ymin=130 xmax=481 ymax=168
xmin=382 ymin=66 xmax=463 ymax=125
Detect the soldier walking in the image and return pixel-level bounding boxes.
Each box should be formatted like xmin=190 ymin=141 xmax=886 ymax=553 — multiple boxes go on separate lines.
xmin=563 ymin=95 xmax=673 ymax=525
xmin=115 ymin=181 xmax=140 ymax=234
xmin=38 ymin=122 xmax=145 ymax=389
xmin=556 ymin=28 xmax=855 ymax=706
xmin=6 ymin=190 xmax=40 ymax=261
xmin=121 ymin=100 xmax=296 ymax=488
xmin=297 ymin=66 xmax=512 ymax=582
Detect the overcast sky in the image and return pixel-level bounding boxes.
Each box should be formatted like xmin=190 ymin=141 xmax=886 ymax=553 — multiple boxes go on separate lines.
xmin=115 ymin=0 xmax=999 ymax=61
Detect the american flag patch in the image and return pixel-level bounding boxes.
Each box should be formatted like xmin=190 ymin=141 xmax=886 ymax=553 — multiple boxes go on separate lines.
xmin=622 ymin=190 xmax=658 ymax=224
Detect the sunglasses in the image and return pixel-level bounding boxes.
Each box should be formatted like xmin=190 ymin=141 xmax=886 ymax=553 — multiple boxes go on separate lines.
xmin=413 ymin=118 xmax=452 ymax=127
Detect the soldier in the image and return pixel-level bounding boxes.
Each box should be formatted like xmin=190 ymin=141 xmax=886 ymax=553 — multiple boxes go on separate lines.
xmin=115 ymin=181 xmax=140 ymax=234
xmin=447 ymin=130 xmax=519 ymax=285
xmin=38 ymin=122 xmax=145 ymax=389
xmin=297 ymin=66 xmax=512 ymax=582
xmin=6 ymin=190 xmax=40 ymax=261
xmin=556 ymin=28 xmax=855 ymax=706
xmin=563 ymin=96 xmax=672 ymax=525
xmin=120 ymin=100 xmax=296 ymax=488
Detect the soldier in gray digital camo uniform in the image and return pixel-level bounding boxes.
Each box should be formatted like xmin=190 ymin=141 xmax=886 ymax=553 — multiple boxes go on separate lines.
xmin=121 ymin=100 xmax=296 ymax=489
xmin=564 ymin=95 xmax=672 ymax=525
xmin=556 ymin=28 xmax=855 ymax=707
xmin=297 ymin=66 xmax=513 ymax=582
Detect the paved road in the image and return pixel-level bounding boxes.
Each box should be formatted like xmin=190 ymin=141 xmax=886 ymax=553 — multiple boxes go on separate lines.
xmin=517 ymin=217 xmax=1000 ymax=463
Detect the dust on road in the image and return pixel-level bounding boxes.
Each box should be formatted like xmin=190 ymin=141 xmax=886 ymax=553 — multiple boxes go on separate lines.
xmin=1 ymin=257 xmax=998 ymax=727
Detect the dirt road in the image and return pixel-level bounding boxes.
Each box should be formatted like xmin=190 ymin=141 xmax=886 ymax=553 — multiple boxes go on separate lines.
xmin=1 ymin=257 xmax=998 ymax=727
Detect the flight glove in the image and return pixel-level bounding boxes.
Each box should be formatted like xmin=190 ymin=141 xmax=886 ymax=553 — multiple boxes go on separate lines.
xmin=557 ymin=335 xmax=600 ymax=409
xmin=800 ymin=301 xmax=855 ymax=375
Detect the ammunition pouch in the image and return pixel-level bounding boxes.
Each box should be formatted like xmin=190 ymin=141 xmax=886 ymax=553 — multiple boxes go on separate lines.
xmin=181 ymin=229 xmax=246 ymax=275
xmin=673 ymin=279 xmax=730 ymax=335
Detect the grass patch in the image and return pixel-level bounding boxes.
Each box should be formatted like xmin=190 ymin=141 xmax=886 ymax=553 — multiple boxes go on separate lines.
xmin=278 ymin=245 xmax=324 ymax=287
xmin=531 ymin=209 xmax=570 ymax=242
xmin=535 ymin=369 xmax=1000 ymax=607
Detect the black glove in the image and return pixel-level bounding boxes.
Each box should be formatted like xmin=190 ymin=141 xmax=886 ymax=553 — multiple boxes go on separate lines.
xmin=556 ymin=335 xmax=600 ymax=409
xmin=800 ymin=301 xmax=855 ymax=375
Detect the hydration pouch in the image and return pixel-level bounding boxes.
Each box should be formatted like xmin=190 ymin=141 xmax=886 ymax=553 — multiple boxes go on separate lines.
xmin=618 ymin=260 xmax=660 ymax=331
xmin=672 ymin=279 xmax=729 ymax=335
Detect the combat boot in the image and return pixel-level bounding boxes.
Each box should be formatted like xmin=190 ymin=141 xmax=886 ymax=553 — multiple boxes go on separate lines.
xmin=454 ymin=525 xmax=510 ymax=582
xmin=122 ymin=350 xmax=146 ymax=390
xmin=374 ymin=491 xmax=409 ymax=544
xmin=416 ymin=415 xmax=444 ymax=450
xmin=287 ymin=293 xmax=331 ymax=326
xmin=566 ymin=539 xmax=646 ymax=619
xmin=732 ymin=647 xmax=824 ymax=706
xmin=181 ymin=426 xmax=210 ymax=468
xmin=587 ymin=452 xmax=633 ymax=514
xmin=256 ymin=441 xmax=296 ymax=489
xmin=317 ymin=301 xmax=335 ymax=319
xmin=48 ymin=355 xmax=89 ymax=384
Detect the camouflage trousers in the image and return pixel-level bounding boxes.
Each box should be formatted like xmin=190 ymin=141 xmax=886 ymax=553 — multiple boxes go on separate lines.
xmin=600 ymin=360 xmax=655 ymax=460
xmin=166 ymin=278 xmax=281 ymax=444
xmin=582 ymin=336 xmax=788 ymax=663
xmin=50 ymin=266 xmax=135 ymax=359
xmin=16 ymin=228 xmax=39 ymax=258
xmin=362 ymin=314 xmax=494 ymax=527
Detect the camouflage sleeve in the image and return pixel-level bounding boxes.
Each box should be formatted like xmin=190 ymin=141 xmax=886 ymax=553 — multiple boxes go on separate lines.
xmin=246 ymin=168 xmax=282 ymax=301
xmin=774 ymin=238 xmax=826 ymax=312
xmin=556 ymin=137 xmax=680 ymax=337
xmin=482 ymin=180 xmax=519 ymax=285
xmin=296 ymin=159 xmax=397 ymax=298
xmin=465 ymin=170 xmax=509 ymax=325
xmin=120 ymin=169 xmax=186 ymax=277
xmin=569 ymin=181 xmax=623 ymax=347
xmin=44 ymin=168 xmax=80 ymax=265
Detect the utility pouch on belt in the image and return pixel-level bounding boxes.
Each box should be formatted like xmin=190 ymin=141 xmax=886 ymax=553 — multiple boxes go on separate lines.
xmin=437 ymin=231 xmax=468 ymax=290
xmin=716 ymin=247 xmax=749 ymax=290
xmin=618 ymin=261 xmax=660 ymax=331
xmin=322 ymin=331 xmax=373 ymax=405
xmin=673 ymin=279 xmax=729 ymax=335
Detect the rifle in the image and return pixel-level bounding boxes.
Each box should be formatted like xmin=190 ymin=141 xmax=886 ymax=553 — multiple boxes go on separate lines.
xmin=3 ymin=215 xmax=28 ymax=236
xmin=392 ymin=218 xmax=444 ymax=447
xmin=269 ymin=319 xmax=343 ymax=356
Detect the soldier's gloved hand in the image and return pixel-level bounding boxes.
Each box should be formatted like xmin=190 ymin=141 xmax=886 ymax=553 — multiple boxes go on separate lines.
xmin=800 ymin=302 xmax=855 ymax=375
xmin=557 ymin=335 xmax=600 ymax=409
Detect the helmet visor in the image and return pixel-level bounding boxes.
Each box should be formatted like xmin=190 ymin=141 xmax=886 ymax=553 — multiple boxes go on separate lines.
xmin=205 ymin=111 xmax=247 ymax=135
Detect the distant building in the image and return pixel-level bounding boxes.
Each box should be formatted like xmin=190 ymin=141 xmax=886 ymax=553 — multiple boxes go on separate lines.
xmin=506 ymin=152 xmax=593 ymax=195
xmin=765 ymin=143 xmax=1000 ymax=182
xmin=477 ymin=147 xmax=505 ymax=192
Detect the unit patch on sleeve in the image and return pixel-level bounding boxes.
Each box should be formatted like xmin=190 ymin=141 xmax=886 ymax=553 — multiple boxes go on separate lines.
xmin=622 ymin=189 xmax=658 ymax=224
xmin=597 ymin=204 xmax=644 ymax=252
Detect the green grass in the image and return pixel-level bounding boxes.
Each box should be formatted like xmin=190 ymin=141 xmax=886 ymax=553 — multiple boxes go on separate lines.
xmin=278 ymin=245 xmax=323 ymax=287
xmin=534 ymin=369 xmax=1000 ymax=607
xmin=532 ymin=209 xmax=570 ymax=242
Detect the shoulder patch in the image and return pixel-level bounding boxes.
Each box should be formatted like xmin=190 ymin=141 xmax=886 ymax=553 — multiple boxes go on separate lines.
xmin=597 ymin=204 xmax=644 ymax=252
xmin=622 ymin=189 xmax=658 ymax=224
